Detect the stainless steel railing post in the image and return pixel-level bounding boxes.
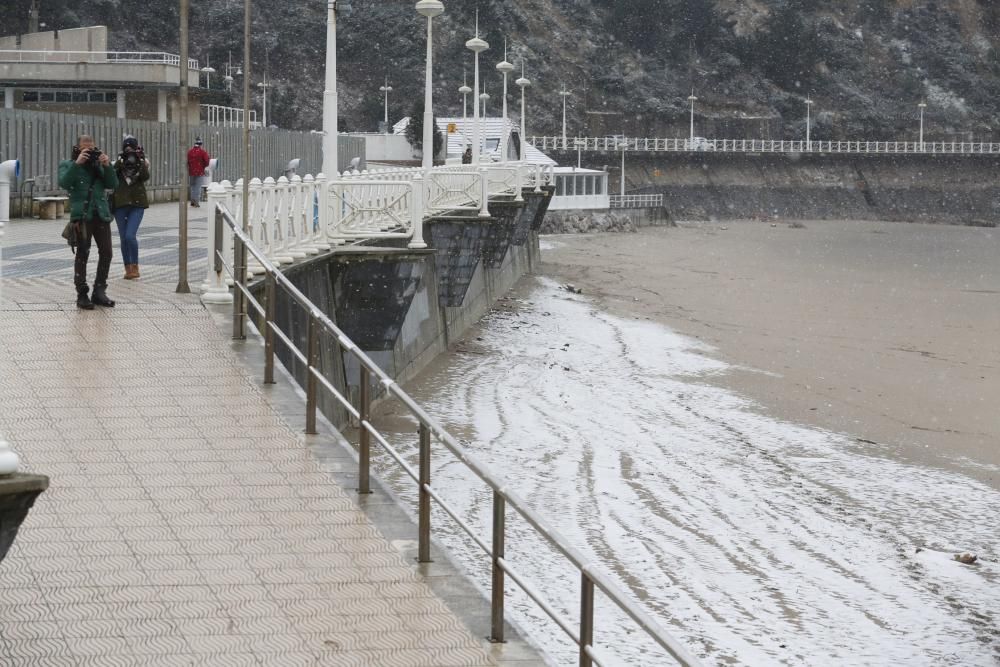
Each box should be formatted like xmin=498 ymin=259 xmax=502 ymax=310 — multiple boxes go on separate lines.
xmin=579 ymin=573 xmax=595 ymax=667
xmin=417 ymin=422 xmax=432 ymax=563
xmin=358 ymin=368 xmax=372 ymax=495
xmin=263 ymin=272 xmax=276 ymax=385
xmin=305 ymin=315 xmax=319 ymax=435
xmin=213 ymin=207 xmax=224 ymax=274
xmin=232 ymin=234 xmax=246 ymax=340
xmin=490 ymin=490 xmax=506 ymax=643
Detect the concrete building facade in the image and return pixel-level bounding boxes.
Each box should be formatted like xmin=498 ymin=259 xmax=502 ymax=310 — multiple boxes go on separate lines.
xmin=0 ymin=26 xmax=201 ymax=124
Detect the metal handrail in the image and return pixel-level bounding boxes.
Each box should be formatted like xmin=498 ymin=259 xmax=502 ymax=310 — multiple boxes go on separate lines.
xmin=0 ymin=49 xmax=199 ymax=68
xmin=527 ymin=135 xmax=1000 ymax=155
xmin=212 ymin=202 xmax=702 ymax=667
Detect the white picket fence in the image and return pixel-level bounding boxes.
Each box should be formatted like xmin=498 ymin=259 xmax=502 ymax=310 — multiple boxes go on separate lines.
xmin=201 ymin=162 xmax=554 ymax=299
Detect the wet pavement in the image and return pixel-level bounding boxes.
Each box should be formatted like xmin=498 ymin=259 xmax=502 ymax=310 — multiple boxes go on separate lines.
xmin=0 ymin=206 xmax=501 ymax=666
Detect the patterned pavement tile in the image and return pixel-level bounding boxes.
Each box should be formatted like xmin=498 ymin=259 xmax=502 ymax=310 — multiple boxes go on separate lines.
xmin=0 ymin=205 xmax=496 ymax=665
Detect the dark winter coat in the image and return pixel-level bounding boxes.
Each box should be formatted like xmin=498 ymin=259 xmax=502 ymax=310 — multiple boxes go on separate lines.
xmin=187 ymin=146 xmax=210 ymax=177
xmin=112 ymin=157 xmax=151 ymax=209
xmin=58 ymin=160 xmax=118 ymax=223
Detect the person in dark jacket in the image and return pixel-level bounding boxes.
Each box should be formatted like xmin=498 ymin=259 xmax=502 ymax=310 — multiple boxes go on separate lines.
xmin=58 ymin=134 xmax=118 ymax=310
xmin=112 ymin=136 xmax=150 ymax=280
xmin=187 ymin=138 xmax=210 ymax=207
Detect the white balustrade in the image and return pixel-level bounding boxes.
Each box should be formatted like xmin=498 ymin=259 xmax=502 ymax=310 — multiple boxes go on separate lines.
xmin=201 ymin=182 xmax=235 ymax=304
xmin=0 ymin=439 xmax=20 ymax=476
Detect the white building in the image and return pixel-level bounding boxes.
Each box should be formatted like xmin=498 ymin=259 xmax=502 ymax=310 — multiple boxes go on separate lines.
xmin=548 ymin=167 xmax=610 ymax=210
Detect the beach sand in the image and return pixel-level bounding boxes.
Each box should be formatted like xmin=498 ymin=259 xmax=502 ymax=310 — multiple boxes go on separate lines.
xmin=541 ymin=220 xmax=1000 ymax=488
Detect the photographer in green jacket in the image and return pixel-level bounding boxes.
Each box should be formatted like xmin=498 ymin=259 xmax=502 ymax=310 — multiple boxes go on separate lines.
xmin=58 ymin=134 xmax=119 ymax=310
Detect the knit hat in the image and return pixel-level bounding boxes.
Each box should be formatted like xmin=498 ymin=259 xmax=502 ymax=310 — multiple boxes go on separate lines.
xmin=123 ymin=135 xmax=139 ymax=150
xmin=194 ymin=137 xmax=203 ymax=145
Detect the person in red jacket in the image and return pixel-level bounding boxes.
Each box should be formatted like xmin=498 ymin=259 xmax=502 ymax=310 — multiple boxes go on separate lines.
xmin=186 ymin=138 xmax=210 ymax=207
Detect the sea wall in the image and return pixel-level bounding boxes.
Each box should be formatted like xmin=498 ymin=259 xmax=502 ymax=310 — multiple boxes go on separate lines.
xmin=249 ymin=189 xmax=550 ymax=427
xmin=555 ymin=151 xmax=1000 ymax=225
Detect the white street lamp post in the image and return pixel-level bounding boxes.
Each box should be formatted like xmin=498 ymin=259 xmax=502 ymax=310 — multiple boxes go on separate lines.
xmin=459 ymin=70 xmax=472 ymax=124
xmin=515 ymin=62 xmax=530 ymax=163
xmin=322 ymin=1 xmax=351 ymax=175
xmin=379 ymin=77 xmax=393 ymax=133
xmin=560 ymin=87 xmax=571 ymax=149
xmin=416 ymin=0 xmax=445 ymax=172
xmin=496 ymin=41 xmax=514 ymax=163
xmin=466 ymin=11 xmax=489 ymax=164
xmin=687 ymin=93 xmax=697 ymax=143
xmin=805 ymin=98 xmax=813 ymax=149
xmin=619 ymin=143 xmax=626 ymax=197
xmin=257 ymin=76 xmax=269 ymax=129
xmin=200 ymin=61 xmax=216 ymax=90
xmin=480 ymin=87 xmax=490 ymax=123
xmin=918 ymin=101 xmax=927 ymax=150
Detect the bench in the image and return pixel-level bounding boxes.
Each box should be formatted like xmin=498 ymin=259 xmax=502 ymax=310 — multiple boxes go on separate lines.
xmin=33 ymin=196 xmax=69 ymax=220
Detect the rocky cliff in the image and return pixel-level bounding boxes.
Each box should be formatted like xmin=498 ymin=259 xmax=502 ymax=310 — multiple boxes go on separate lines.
xmin=3 ymin=0 xmax=998 ymax=140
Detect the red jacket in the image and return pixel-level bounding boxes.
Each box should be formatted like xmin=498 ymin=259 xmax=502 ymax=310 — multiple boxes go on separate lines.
xmin=187 ymin=146 xmax=210 ymax=177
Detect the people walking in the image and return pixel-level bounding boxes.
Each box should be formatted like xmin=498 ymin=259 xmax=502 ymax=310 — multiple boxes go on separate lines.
xmin=187 ymin=137 xmax=210 ymax=207
xmin=112 ymin=136 xmax=150 ymax=280
xmin=58 ymin=134 xmax=118 ymax=310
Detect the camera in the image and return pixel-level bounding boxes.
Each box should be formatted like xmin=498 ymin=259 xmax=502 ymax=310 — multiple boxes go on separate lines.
xmin=85 ymin=148 xmax=102 ymax=166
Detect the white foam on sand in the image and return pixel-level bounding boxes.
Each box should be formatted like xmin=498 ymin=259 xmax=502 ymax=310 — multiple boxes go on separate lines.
xmin=378 ymin=277 xmax=999 ymax=666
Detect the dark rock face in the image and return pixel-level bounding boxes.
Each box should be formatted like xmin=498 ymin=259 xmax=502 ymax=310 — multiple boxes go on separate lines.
xmin=541 ymin=211 xmax=639 ymax=234
xmin=22 ymin=2 xmax=997 ymax=139
xmin=0 ymin=474 xmax=49 ymax=563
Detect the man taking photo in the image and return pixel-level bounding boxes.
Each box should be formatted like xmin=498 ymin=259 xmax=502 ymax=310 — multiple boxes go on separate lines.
xmin=58 ymin=134 xmax=118 ymax=310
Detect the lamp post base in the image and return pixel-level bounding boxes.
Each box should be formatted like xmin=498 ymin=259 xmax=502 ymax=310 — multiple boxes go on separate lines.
xmin=0 ymin=474 xmax=49 ymax=564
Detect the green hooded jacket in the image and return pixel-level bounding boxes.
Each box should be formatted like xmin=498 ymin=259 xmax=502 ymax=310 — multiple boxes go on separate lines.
xmin=58 ymin=160 xmax=118 ymax=223
xmin=112 ymin=158 xmax=151 ymax=209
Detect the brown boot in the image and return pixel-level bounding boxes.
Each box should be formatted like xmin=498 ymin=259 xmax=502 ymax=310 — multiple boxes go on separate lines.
xmin=132 ymin=264 xmax=140 ymax=279
xmin=124 ymin=264 xmax=139 ymax=280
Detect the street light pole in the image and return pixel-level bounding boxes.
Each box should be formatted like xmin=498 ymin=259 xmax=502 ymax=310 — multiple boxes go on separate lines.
xmin=466 ymin=11 xmax=489 ymax=164
xmin=918 ymin=101 xmax=927 ymax=150
xmin=515 ymin=62 xmax=530 ymax=162
xmin=497 ymin=41 xmax=514 ymax=163
xmin=379 ymin=77 xmax=393 ymax=133
xmin=322 ymin=1 xmax=350 ymax=176
xmin=620 ymin=144 xmax=626 ymax=197
xmin=257 ymin=75 xmax=269 ymax=129
xmin=687 ymin=92 xmax=697 ymax=143
xmin=176 ymin=0 xmax=190 ymax=294
xmin=459 ymin=70 xmax=472 ymax=125
xmin=805 ymin=98 xmax=813 ymax=149
xmin=416 ymin=1 xmax=445 ymax=172
xmin=480 ymin=86 xmax=490 ymax=123
xmin=560 ymin=87 xmax=570 ymax=149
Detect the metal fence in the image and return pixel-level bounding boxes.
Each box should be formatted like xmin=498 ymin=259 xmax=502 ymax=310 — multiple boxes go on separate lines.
xmin=531 ymin=136 xmax=1000 ymax=155
xmin=610 ymin=194 xmax=664 ymax=209
xmin=213 ymin=200 xmax=701 ymax=667
xmin=0 ymin=109 xmax=364 ymax=201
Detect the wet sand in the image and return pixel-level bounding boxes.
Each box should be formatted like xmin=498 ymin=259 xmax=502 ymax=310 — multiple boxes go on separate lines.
xmin=541 ymin=220 xmax=1000 ymax=488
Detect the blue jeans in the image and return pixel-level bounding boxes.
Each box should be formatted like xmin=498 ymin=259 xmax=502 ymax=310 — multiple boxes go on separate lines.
xmin=190 ymin=176 xmax=203 ymax=203
xmin=114 ymin=206 xmax=144 ymax=265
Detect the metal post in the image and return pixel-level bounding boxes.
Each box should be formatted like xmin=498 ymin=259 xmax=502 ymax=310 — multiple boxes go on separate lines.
xmin=263 ymin=272 xmax=276 ymax=384
xmin=232 ymin=235 xmax=246 ymax=340
xmin=176 ymin=0 xmax=191 ymax=293
xmin=242 ymin=0 xmax=252 ymax=239
xmin=305 ymin=315 xmax=319 ymax=435
xmin=322 ymin=0 xmax=339 ymax=175
xmin=490 ymin=490 xmax=506 ymax=643
xmin=579 ymin=574 xmax=595 ymax=667
xmin=422 ymin=12 xmax=436 ymax=172
xmin=358 ymin=368 xmax=371 ymax=495
xmin=620 ymin=148 xmax=626 ymax=197
xmin=417 ymin=422 xmax=432 ymax=563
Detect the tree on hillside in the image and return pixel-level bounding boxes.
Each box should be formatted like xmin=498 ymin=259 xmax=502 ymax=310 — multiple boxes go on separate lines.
xmin=404 ymin=101 xmax=444 ymax=161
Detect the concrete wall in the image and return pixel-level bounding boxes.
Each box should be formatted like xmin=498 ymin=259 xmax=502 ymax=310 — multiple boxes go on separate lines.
xmin=563 ymin=152 xmax=1000 ymax=225
xmin=251 ymin=198 xmax=543 ymax=429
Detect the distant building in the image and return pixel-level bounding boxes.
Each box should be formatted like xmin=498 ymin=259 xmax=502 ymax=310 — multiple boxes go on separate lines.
xmin=357 ymin=116 xmax=557 ymax=166
xmin=0 ymin=26 xmax=202 ymax=123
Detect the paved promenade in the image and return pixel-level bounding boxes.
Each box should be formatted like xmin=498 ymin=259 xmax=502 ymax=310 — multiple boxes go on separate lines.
xmin=0 ymin=206 xmax=495 ymax=666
